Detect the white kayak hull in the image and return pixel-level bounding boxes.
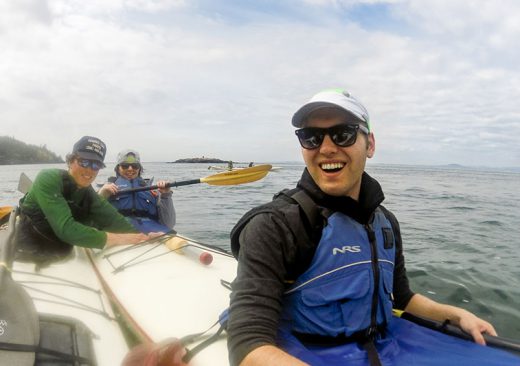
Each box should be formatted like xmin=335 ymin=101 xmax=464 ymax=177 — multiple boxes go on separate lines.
xmin=87 ymin=235 xmax=236 ymax=365
xmin=0 ymin=226 xmax=129 ymax=366
xmin=10 ymin=248 xmax=129 ymax=365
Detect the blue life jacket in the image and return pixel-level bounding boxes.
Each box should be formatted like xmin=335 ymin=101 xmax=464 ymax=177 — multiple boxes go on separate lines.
xmin=128 ymin=217 xmax=172 ymax=234
xmin=108 ymin=176 xmax=158 ymax=220
xmin=281 ymin=208 xmax=396 ymax=339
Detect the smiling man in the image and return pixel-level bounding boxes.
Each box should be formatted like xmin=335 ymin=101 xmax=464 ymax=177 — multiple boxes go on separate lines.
xmin=17 ymin=136 xmax=153 ymax=263
xmin=227 ymin=89 xmax=513 ymax=366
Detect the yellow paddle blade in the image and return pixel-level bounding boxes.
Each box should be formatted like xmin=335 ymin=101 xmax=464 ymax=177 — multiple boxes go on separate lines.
xmin=200 ymin=164 xmax=272 ymax=186
xmin=0 ymin=206 xmax=13 ymax=221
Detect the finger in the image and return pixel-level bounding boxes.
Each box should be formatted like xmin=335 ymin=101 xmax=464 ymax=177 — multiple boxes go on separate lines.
xmin=121 ymin=342 xmax=157 ymax=366
xmin=471 ymin=329 xmax=486 ymax=345
xmin=137 ymin=234 xmax=151 ymax=243
xmin=483 ymin=324 xmax=497 ymax=337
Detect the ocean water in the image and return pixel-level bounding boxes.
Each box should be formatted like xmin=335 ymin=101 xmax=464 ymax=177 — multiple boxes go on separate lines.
xmin=1 ymin=162 xmax=519 ymax=340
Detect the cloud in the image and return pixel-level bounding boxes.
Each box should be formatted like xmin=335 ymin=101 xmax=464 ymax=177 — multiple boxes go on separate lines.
xmin=0 ymin=0 xmax=52 ymax=30
xmin=1 ymin=0 xmax=519 ymax=166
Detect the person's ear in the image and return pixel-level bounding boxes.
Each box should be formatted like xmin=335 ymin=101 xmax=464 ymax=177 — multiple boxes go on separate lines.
xmin=367 ymin=133 xmax=375 ymax=158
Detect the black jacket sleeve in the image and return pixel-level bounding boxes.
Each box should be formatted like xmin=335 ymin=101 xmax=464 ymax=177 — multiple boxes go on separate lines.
xmin=227 ymin=211 xmax=298 ymax=366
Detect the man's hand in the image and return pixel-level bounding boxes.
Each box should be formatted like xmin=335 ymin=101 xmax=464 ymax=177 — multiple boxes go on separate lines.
xmin=458 ymin=310 xmax=497 ymax=345
xmin=105 ymin=232 xmax=163 ymax=247
xmin=121 ymin=339 xmax=187 ymax=366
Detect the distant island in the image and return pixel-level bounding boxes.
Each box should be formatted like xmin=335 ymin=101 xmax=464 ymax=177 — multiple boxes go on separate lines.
xmin=169 ymin=157 xmax=229 ymax=164
xmin=0 ymin=136 xmax=64 ymax=165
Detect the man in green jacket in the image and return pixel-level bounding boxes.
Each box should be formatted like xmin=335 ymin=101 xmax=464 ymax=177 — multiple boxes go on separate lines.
xmin=17 ymin=136 xmax=155 ymax=261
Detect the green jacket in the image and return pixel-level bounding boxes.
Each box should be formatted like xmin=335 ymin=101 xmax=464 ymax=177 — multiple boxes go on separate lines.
xmin=20 ymin=169 xmax=137 ymax=249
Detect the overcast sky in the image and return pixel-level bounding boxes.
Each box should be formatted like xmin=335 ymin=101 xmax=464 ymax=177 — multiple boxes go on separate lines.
xmin=1 ymin=0 xmax=519 ymax=167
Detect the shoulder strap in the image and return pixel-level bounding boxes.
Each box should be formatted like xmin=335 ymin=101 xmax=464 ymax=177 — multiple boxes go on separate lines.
xmin=378 ymin=205 xmax=401 ymax=245
xmin=60 ymin=170 xmax=93 ymax=219
xmin=276 ymin=188 xmax=326 ymax=244
xmin=60 ymin=170 xmax=74 ymax=201
xmin=231 ymin=187 xmax=326 ymax=257
xmin=230 ymin=203 xmax=288 ymax=257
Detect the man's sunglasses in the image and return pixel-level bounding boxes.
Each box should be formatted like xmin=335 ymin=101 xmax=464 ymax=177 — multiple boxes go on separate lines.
xmin=77 ymin=158 xmax=104 ymax=171
xmin=295 ymin=124 xmax=369 ymax=150
xmin=120 ymin=163 xmax=141 ymax=170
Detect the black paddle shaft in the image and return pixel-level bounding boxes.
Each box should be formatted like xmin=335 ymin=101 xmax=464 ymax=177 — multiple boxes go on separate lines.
xmin=401 ymin=312 xmax=520 ymax=355
xmin=116 ymin=179 xmax=202 ymax=195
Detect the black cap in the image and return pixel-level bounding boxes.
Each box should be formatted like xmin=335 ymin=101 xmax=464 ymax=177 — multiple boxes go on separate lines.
xmin=72 ymin=136 xmax=106 ymax=162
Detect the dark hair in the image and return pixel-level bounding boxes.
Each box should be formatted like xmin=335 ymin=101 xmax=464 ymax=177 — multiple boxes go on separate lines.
xmin=66 ymin=153 xmax=79 ymax=165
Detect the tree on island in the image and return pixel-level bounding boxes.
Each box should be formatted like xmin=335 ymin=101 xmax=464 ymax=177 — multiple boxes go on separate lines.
xmin=170 ymin=157 xmax=229 ymax=164
xmin=0 ymin=136 xmax=64 ymax=165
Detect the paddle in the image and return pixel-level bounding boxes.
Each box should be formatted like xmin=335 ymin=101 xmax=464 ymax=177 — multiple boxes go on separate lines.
xmin=394 ymin=310 xmax=520 ymax=356
xmin=0 ymin=207 xmax=40 ymax=365
xmin=18 ymin=173 xmax=33 ymax=195
xmin=0 ymin=206 xmax=12 ymax=224
xmin=116 ymin=164 xmax=272 ymax=195
xmin=1 ymin=172 xmax=32 ymax=222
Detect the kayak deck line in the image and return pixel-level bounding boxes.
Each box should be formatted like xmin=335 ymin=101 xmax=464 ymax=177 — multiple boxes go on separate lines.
xmin=8 ymin=252 xmax=114 ymax=320
xmin=101 ymin=234 xmax=233 ymax=273
xmin=15 ymin=280 xmax=113 ymax=321
xmin=175 ymin=234 xmax=234 ymax=257
xmin=12 ymin=267 xmax=102 ymax=293
xmin=102 ymin=232 xmax=233 ymax=258
xmin=105 ymin=241 xmax=167 ymax=273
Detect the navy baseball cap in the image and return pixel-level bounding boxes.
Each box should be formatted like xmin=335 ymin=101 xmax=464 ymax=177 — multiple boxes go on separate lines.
xmin=72 ymin=136 xmax=106 ymax=163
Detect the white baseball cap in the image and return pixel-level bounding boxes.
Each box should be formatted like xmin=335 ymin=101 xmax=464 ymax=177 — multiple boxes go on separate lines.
xmin=292 ymin=88 xmax=370 ymax=131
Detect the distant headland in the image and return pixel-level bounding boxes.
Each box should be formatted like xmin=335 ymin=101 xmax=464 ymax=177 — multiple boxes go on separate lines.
xmin=169 ymin=157 xmax=229 ymax=164
xmin=0 ymin=136 xmax=64 ymax=165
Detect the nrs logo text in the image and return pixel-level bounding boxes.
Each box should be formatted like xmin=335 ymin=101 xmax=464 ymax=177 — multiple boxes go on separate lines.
xmin=332 ymin=245 xmax=361 ymax=255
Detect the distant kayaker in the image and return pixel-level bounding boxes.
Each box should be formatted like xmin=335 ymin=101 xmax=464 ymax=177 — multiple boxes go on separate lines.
xmin=227 ymin=89 xmax=502 ymax=366
xmin=98 ymin=149 xmax=176 ymax=233
xmin=17 ymin=136 xmax=156 ymax=262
